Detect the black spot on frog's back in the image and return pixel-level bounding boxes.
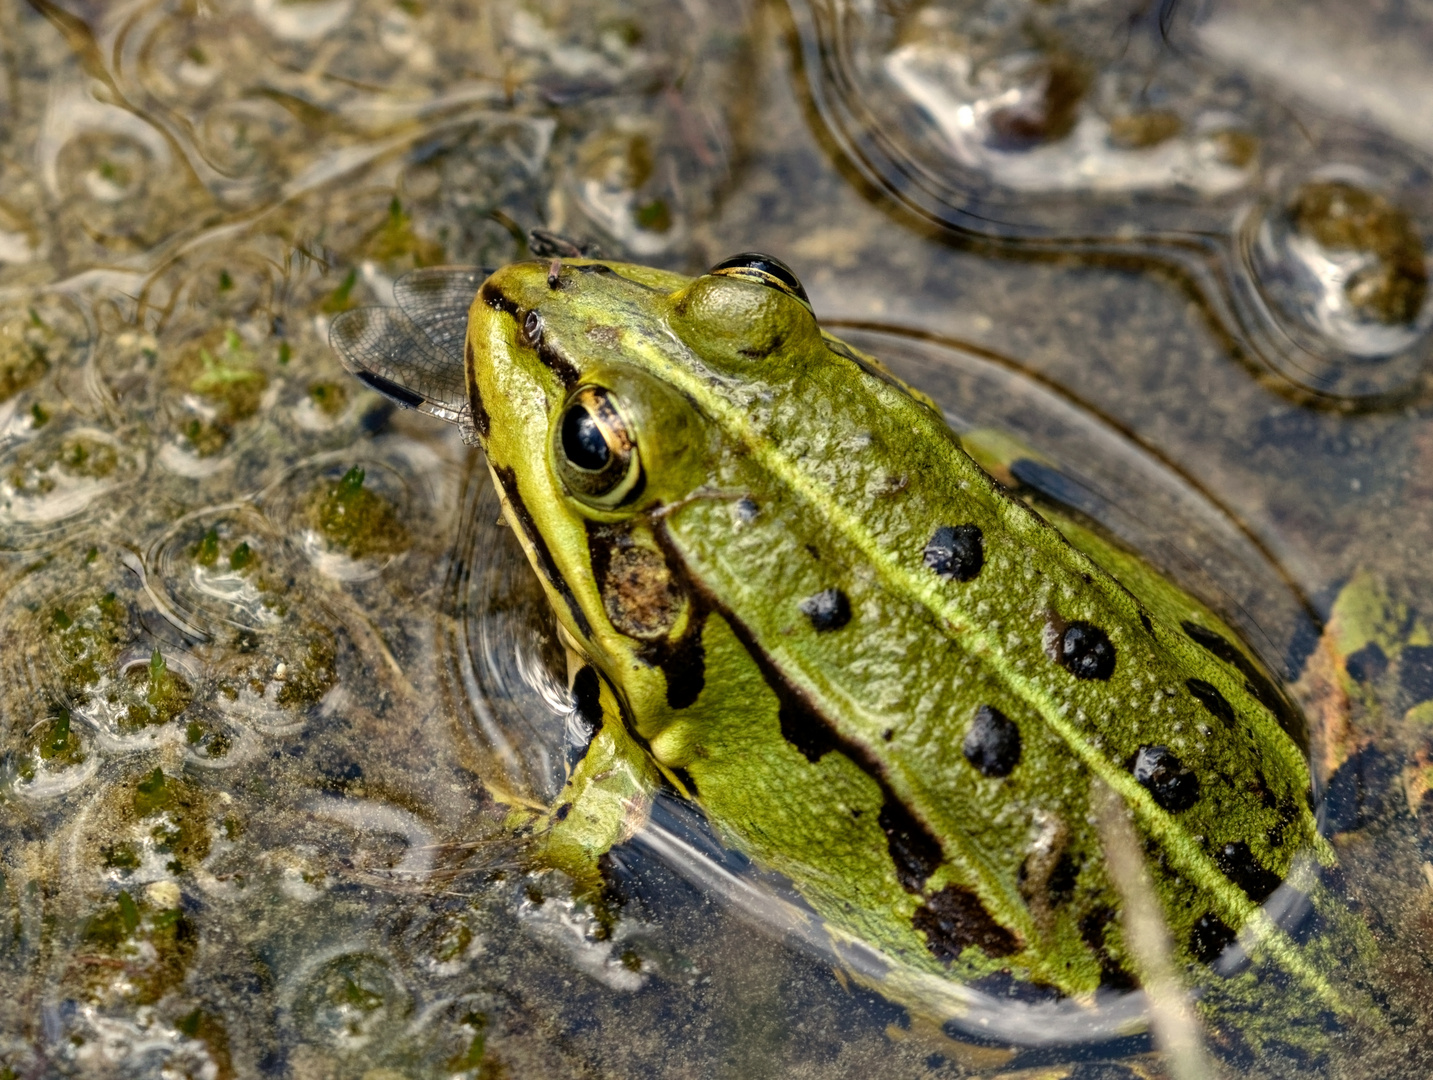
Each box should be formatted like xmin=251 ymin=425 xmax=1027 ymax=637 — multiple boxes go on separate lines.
xmin=1186 ymin=679 xmax=1235 ymax=727
xmin=1059 ymin=622 xmax=1115 ymax=680
xmin=1215 ymin=841 xmax=1282 ymax=903
xmin=962 ymin=705 xmax=1021 ymax=778
xmin=1181 ymin=620 xmax=1306 ymax=750
xmin=913 ymin=884 xmax=1018 ymax=963
xmin=923 ymin=524 xmax=984 ymax=582
xmin=1129 ymin=745 xmax=1200 ymax=812
xmin=799 ymin=588 xmax=851 ymax=632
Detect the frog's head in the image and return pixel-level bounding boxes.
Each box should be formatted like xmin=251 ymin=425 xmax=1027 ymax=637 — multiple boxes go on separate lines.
xmin=465 ymin=253 xmax=824 ymax=678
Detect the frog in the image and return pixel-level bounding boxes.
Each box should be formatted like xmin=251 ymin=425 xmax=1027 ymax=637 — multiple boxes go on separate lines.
xmin=330 ymin=251 xmax=1351 ymax=1018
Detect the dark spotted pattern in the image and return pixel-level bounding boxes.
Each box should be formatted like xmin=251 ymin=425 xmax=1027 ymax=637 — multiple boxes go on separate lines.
xmin=1186 ymin=678 xmax=1235 ymax=727
xmin=1130 ymin=745 xmax=1200 ymax=811
xmin=1059 ymin=622 xmax=1115 ymax=680
xmin=1215 ymin=841 xmax=1282 ymax=903
xmin=923 ymin=523 xmax=984 ymax=582
xmin=912 ymin=884 xmax=1018 ymax=962
xmin=686 ymin=575 xmax=949 ymax=895
xmin=1400 ymin=644 xmax=1433 ymax=702
xmin=961 ymin=705 xmax=1021 ymax=778
xmin=799 ymin=588 xmax=851 ymax=632
xmin=1344 ymin=641 xmax=1388 ymax=684
xmin=1189 ymin=911 xmax=1236 ymax=963
xmin=1181 ymin=620 xmax=1306 ymax=750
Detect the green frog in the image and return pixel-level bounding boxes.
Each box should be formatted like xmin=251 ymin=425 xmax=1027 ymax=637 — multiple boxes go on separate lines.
xmin=332 ymin=252 xmax=1353 ymax=1018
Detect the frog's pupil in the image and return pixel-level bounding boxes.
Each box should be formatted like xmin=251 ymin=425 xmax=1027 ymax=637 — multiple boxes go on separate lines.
xmin=562 ymin=404 xmax=609 ymax=471
xmin=1060 ymin=621 xmax=1115 ymax=680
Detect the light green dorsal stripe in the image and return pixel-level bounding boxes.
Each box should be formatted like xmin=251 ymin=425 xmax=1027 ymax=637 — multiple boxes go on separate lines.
xmin=641 ymin=342 xmax=1353 ymax=1015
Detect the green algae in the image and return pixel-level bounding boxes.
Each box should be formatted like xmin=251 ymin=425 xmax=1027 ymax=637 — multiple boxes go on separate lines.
xmin=15 ymin=707 xmax=86 ymax=782
xmin=172 ymin=329 xmax=268 ymax=456
xmin=308 ymin=466 xmax=409 ymax=560
xmin=1291 ymin=181 xmax=1429 ymax=325
xmin=131 ymin=767 xmax=211 ymax=872
xmin=366 ymin=196 xmax=444 ymax=268
xmin=308 ymin=381 xmax=349 ymax=416
xmin=121 ymin=649 xmax=193 ymax=732
xmin=48 ymin=592 xmax=133 ymax=705
xmin=0 ymin=310 xmax=52 ymax=403
xmin=76 ymin=888 xmax=197 ymax=1007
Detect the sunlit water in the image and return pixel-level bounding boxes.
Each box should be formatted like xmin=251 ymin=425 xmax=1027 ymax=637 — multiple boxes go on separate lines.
xmin=2 ymin=1 xmax=1433 ymax=1077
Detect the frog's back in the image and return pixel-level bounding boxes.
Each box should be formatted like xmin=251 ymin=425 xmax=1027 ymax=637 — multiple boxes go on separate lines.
xmin=462 ymin=256 xmax=1321 ymax=994
xmin=626 ymin=271 xmax=1318 ymax=990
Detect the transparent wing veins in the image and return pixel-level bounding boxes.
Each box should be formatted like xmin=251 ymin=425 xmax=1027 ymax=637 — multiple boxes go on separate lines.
xmin=395 ymin=266 xmax=489 ymax=365
xmin=329 ymin=266 xmax=490 ymax=446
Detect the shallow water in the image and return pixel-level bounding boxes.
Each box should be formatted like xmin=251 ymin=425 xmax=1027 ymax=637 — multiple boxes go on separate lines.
xmin=2 ymin=1 xmax=1433 ymax=1077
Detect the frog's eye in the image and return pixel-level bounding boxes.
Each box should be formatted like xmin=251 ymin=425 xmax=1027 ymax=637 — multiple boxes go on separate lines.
xmin=708 ymin=252 xmax=812 ymax=311
xmin=554 ymin=385 xmax=642 ymax=507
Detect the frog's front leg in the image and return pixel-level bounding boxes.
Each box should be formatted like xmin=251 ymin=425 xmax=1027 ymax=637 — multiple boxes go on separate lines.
xmin=518 ymin=664 xmax=665 ymax=894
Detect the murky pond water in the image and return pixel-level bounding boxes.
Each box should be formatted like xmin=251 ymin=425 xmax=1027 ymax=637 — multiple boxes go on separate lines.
xmin=2 ymin=1 xmax=1433 ymax=1077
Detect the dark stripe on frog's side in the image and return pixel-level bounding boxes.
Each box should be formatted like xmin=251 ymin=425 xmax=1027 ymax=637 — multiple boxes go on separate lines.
xmin=717 ymin=599 xmax=947 ymax=893
xmin=480 ymin=280 xmax=579 ymax=388
xmin=490 ymin=464 xmax=591 ymax=638
xmin=464 ymin=339 xmax=490 ymax=437
xmin=646 ymin=522 xmax=1018 ymax=956
xmin=566 ymin=665 xmax=604 ymax=771
xmin=914 ymin=885 xmax=1019 ymax=960
xmin=1181 ymin=620 xmax=1307 ymax=752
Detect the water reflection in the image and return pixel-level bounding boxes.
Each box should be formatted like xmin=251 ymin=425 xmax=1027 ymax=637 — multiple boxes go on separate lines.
xmin=788 ymin=0 xmax=1433 ymax=404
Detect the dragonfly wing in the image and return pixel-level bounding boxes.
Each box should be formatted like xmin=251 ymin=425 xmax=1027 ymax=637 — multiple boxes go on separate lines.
xmin=394 ymin=266 xmax=491 ymax=365
xmin=329 ymin=304 xmax=477 ymax=443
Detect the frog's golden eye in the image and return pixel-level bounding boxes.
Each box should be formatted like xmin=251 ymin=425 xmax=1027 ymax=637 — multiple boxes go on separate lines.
xmin=554 ymin=385 xmax=642 ymax=507
xmin=708 ymin=252 xmax=812 ymax=311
